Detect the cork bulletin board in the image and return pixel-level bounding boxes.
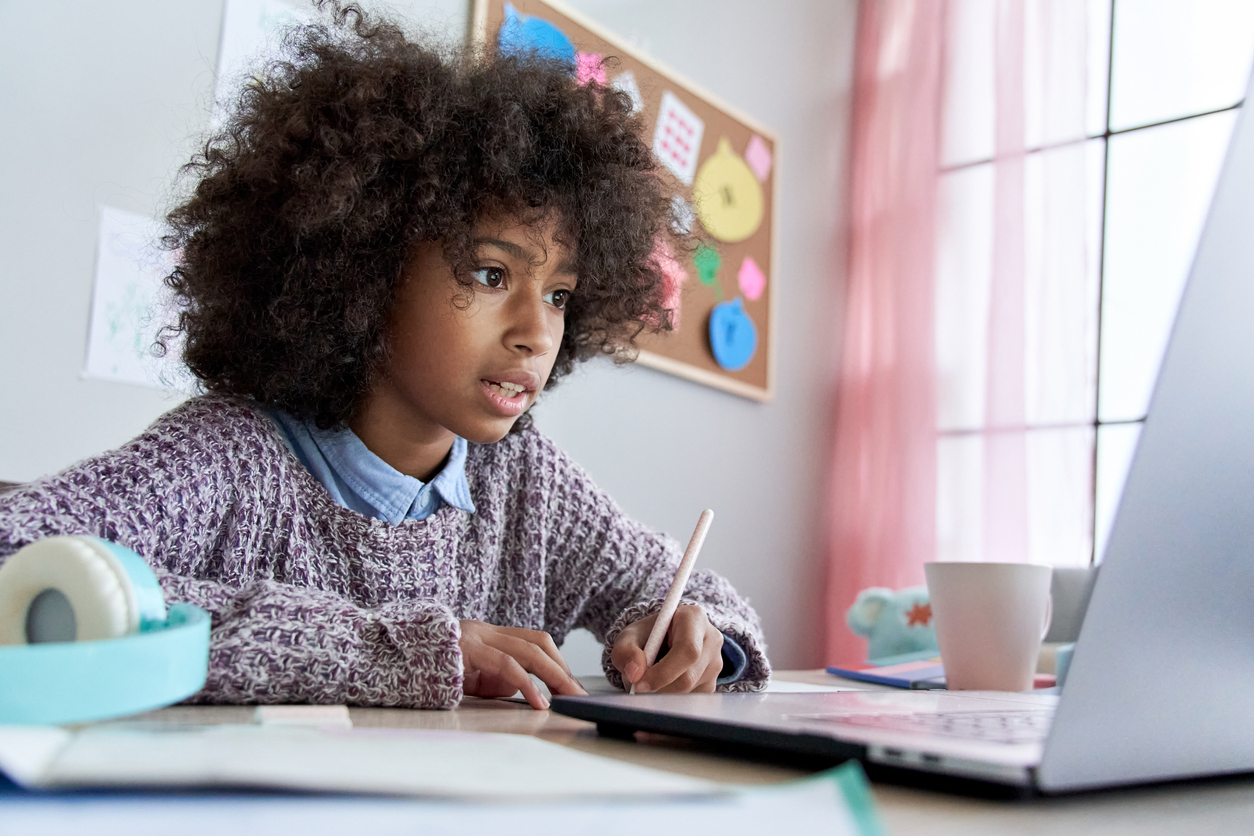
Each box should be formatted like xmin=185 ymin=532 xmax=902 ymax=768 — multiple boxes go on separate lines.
xmin=469 ymin=0 xmax=778 ymax=401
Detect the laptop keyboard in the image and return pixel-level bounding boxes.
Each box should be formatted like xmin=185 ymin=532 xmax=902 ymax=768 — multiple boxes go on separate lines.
xmin=796 ymin=710 xmax=1054 ymax=745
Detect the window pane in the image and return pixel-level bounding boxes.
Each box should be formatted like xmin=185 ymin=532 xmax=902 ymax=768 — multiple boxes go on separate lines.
xmin=1026 ymin=426 xmax=1094 ymax=567
xmin=935 ymin=164 xmax=993 ymax=432
xmin=945 ymin=0 xmax=1108 ymax=164
xmin=1024 ymin=0 xmax=1097 ymax=149
xmin=937 ymin=433 xmax=984 ymax=562
xmin=1094 ymin=422 xmax=1142 ymax=561
xmin=942 ymin=0 xmax=996 ymax=167
xmin=1109 ymin=0 xmax=1254 ymax=131
xmin=1087 ymin=0 xmax=1112 ymax=137
xmin=937 ymin=427 xmax=1094 ymax=566
xmin=1023 ymin=139 xmax=1103 ymax=426
xmin=1099 ymin=110 xmax=1237 ymax=422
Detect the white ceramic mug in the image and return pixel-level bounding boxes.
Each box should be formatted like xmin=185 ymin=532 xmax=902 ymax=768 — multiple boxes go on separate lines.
xmin=924 ymin=562 xmax=1052 ymax=691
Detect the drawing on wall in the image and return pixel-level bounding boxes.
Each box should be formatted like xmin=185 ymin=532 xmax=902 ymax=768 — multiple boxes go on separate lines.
xmin=473 ymin=0 xmax=777 ymax=401
xmin=84 ymin=208 xmax=192 ymax=392
xmin=213 ymin=0 xmax=312 ymax=125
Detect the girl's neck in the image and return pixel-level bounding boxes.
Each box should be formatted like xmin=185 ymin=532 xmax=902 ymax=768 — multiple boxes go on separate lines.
xmin=349 ymin=396 xmax=456 ymax=483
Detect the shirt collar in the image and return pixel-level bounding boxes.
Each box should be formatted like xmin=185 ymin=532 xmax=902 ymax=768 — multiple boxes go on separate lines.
xmin=306 ymin=423 xmax=476 ymax=525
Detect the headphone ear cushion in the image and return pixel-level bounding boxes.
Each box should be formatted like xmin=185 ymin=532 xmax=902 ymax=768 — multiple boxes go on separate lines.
xmin=0 ymin=537 xmax=167 ymax=645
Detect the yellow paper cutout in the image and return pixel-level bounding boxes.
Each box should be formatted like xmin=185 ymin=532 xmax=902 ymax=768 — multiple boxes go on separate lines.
xmin=692 ymin=137 xmax=765 ymax=243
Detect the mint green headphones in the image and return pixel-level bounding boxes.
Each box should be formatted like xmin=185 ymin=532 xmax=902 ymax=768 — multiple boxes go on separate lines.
xmin=0 ymin=536 xmax=210 ymax=725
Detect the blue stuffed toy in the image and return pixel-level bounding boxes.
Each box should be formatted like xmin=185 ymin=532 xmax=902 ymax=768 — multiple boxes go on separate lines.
xmin=846 ymin=585 xmax=938 ymax=664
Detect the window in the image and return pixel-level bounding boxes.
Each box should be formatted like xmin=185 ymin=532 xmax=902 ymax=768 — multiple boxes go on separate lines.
xmin=935 ymin=0 xmax=1254 ymax=565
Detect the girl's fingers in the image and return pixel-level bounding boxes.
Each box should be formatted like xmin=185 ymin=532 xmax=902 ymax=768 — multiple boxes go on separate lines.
xmin=495 ymin=626 xmax=575 ymax=678
xmin=610 ymin=618 xmax=653 ymax=686
xmin=488 ymin=632 xmax=587 ymax=697
xmin=465 ymin=644 xmax=549 ymax=709
xmin=640 ymin=609 xmax=708 ymax=694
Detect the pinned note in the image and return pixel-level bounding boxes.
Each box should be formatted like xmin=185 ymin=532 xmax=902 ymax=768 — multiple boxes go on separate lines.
xmin=653 ymin=91 xmax=705 ymax=186
xmin=499 ymin=3 xmax=576 ymax=63
xmin=575 ymin=52 xmax=606 ymax=85
xmin=745 ymin=134 xmax=773 ymax=182
xmin=653 ymin=240 xmax=689 ymax=331
xmin=693 ymin=137 xmax=765 ymax=243
xmin=738 ymin=256 xmax=766 ymax=301
xmin=670 ymin=194 xmax=695 ymax=235
xmin=693 ymin=245 xmax=722 ymax=300
xmin=610 ymin=71 xmax=643 ymax=113
xmin=709 ymin=297 xmax=758 ymax=371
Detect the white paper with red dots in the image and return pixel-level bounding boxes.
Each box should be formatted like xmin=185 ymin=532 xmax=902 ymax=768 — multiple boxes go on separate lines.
xmin=652 ymin=91 xmax=704 ymax=186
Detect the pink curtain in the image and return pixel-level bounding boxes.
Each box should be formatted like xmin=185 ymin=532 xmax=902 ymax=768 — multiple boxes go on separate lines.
xmin=983 ymin=0 xmax=1029 ymax=562
xmin=825 ymin=0 xmax=1094 ymax=664
xmin=824 ymin=0 xmax=945 ymax=666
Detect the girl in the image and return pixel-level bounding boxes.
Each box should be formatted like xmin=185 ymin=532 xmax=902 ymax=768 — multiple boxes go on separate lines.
xmin=0 ymin=4 xmax=769 ymax=709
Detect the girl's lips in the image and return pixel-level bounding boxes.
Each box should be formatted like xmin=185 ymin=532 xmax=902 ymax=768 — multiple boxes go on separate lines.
xmin=481 ymin=379 xmax=528 ymax=416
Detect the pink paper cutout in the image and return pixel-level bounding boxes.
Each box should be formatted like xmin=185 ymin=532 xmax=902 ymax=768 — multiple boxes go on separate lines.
xmin=738 ymin=256 xmax=766 ymax=301
xmin=650 ymin=238 xmax=688 ymax=331
xmin=744 ymin=134 xmax=773 ymax=182
xmin=575 ymin=52 xmax=606 ymax=86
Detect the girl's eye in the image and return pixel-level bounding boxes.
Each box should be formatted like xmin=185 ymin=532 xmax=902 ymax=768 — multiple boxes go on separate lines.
xmin=544 ymin=289 xmax=571 ymax=310
xmin=472 ymin=267 xmax=505 ymax=289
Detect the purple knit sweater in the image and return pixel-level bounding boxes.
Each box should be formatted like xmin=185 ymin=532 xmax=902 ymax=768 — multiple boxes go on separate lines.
xmin=0 ymin=396 xmax=769 ymax=708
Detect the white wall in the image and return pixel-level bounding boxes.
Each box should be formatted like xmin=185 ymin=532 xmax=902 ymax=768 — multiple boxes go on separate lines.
xmin=0 ymin=0 xmax=856 ymax=670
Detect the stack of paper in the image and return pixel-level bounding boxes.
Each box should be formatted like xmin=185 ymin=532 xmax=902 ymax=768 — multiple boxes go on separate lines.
xmin=0 ymin=722 xmax=883 ymax=834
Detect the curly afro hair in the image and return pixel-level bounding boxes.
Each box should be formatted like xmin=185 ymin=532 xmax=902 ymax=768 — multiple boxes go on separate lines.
xmin=163 ymin=2 xmax=682 ymax=429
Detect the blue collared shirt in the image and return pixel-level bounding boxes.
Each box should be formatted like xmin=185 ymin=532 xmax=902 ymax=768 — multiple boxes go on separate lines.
xmin=266 ymin=410 xmax=476 ymax=524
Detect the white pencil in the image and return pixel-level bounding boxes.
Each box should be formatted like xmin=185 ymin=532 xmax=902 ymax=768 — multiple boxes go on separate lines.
xmin=630 ymin=508 xmax=715 ymax=695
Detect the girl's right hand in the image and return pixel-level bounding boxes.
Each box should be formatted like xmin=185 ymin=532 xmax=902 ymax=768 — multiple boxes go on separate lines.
xmin=457 ymin=620 xmax=588 ymax=709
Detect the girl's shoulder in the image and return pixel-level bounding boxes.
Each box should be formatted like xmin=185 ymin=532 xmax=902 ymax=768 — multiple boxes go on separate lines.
xmin=139 ymin=394 xmax=284 ymax=453
xmin=103 ymin=394 xmax=293 ymax=485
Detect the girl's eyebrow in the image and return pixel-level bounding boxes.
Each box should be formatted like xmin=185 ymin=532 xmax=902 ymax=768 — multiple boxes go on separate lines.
xmin=473 ymin=237 xmax=577 ymax=277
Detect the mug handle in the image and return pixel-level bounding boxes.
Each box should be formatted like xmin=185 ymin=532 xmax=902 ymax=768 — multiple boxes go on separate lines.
xmin=1041 ymin=593 xmax=1054 ymax=640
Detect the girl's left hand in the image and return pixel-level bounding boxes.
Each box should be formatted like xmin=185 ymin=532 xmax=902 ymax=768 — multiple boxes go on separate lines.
xmin=610 ymin=604 xmax=724 ymax=694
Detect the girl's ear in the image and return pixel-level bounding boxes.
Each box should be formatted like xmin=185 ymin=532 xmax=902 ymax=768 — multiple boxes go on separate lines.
xmin=846 ymin=588 xmax=894 ymax=637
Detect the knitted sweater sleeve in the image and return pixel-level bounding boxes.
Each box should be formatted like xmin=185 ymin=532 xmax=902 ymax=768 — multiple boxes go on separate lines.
xmin=0 ymin=399 xmax=464 ymax=709
xmin=154 ymin=573 xmax=462 ymax=709
xmin=524 ymin=433 xmax=771 ymax=692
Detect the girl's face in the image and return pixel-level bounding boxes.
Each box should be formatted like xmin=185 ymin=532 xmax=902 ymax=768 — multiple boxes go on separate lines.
xmin=369 ymin=215 xmax=577 ymax=448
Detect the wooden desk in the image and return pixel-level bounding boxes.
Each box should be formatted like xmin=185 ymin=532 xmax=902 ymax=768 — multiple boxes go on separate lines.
xmin=135 ymin=670 xmax=1254 ymax=835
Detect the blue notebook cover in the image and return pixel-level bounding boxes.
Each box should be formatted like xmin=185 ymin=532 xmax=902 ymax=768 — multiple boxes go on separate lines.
xmin=826 ymin=659 xmax=947 ymax=690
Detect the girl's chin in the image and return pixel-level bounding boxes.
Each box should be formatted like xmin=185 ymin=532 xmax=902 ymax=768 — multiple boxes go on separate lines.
xmin=458 ymin=415 xmax=524 ymax=445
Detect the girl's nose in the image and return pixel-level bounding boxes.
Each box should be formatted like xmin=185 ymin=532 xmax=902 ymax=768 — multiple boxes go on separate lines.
xmin=505 ymin=292 xmax=556 ymax=356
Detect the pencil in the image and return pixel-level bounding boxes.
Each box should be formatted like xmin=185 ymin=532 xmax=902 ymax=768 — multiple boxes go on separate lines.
xmin=631 ymin=508 xmax=715 ymax=695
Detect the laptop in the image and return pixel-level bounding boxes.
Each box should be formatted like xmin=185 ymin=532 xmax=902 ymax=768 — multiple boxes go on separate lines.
xmin=553 ymin=71 xmax=1254 ymax=795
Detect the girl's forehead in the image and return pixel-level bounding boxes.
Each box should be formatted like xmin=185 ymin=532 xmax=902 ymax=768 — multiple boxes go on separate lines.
xmin=470 ymin=213 xmax=575 ymax=262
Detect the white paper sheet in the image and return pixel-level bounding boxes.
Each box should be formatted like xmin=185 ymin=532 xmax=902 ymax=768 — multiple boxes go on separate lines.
xmin=83 ymin=207 xmax=191 ymax=391
xmin=0 ymin=724 xmax=718 ymax=800
xmin=766 ymin=679 xmax=860 ymax=694
xmin=0 ymin=763 xmax=877 ymax=836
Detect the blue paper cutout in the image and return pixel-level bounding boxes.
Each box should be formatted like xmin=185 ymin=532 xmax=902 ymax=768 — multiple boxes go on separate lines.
xmin=708 ymin=297 xmax=758 ymax=372
xmin=499 ymin=3 xmax=577 ymax=64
